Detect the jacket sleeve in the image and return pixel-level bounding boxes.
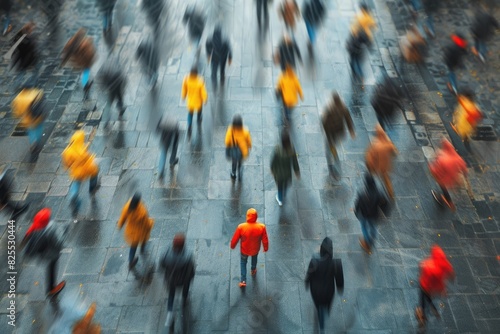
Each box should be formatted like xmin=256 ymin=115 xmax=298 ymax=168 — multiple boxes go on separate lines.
xmin=291 ymin=149 xmax=300 ymax=174
xmin=224 ymin=126 xmax=233 ymax=147
xmin=305 ymin=258 xmax=314 ymax=288
xmin=334 ymin=258 xmax=344 ymax=293
xmin=261 ymin=226 xmax=269 ymax=252
xmin=230 ymin=226 xmax=241 ymax=249
xmin=343 ymin=105 xmax=355 ymax=135
xmin=246 ymin=130 xmax=252 ymax=150
xmin=201 ymin=81 xmax=208 ymax=104
xmin=181 ymin=77 xmax=187 ymax=100
xmin=117 ymin=202 xmax=129 ymax=229
xmin=295 ymin=76 xmax=304 ymax=100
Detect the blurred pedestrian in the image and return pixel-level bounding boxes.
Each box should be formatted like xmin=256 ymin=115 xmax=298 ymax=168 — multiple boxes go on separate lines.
xmin=62 ymin=28 xmax=96 ymax=100
xmin=321 ymin=91 xmax=355 ymax=178
xmin=117 ymin=192 xmax=154 ymax=269
xmin=270 ymin=130 xmax=300 ymax=206
xmin=61 ymin=130 xmax=100 ymax=215
xmin=278 ymin=0 xmax=300 ymax=36
xmin=141 ymin=0 xmax=165 ymax=34
xmin=12 ymin=86 xmax=48 ymax=153
xmin=256 ymin=0 xmax=271 ymax=31
xmin=95 ymin=0 xmax=117 ymax=32
xmin=443 ymin=33 xmax=467 ymax=94
xmin=160 ymin=233 xmax=195 ymax=327
xmin=71 ymin=303 xmax=101 ymax=334
xmin=350 ymin=4 xmax=376 ymax=45
xmin=371 ymin=77 xmax=404 ymax=130
xmin=470 ymin=6 xmax=499 ymax=63
xmin=276 ymin=65 xmax=303 ymax=120
xmin=10 ymin=22 xmax=39 ymax=84
xmin=354 ymin=174 xmax=389 ymax=254
xmin=136 ymin=37 xmax=160 ymax=89
xmin=181 ymin=66 xmax=207 ymax=138
xmin=415 ymin=245 xmax=455 ymax=328
xmin=1 ymin=0 xmax=12 ymax=35
xmin=0 ymin=168 xmax=29 ymax=219
xmin=48 ymin=299 xmax=101 ymax=334
xmin=400 ymin=26 xmax=427 ymax=63
xmin=40 ymin=0 xmax=65 ymax=30
xmin=98 ymin=58 xmax=128 ymax=121
xmin=225 ymin=114 xmax=252 ymax=180
xmin=419 ymin=0 xmax=439 ymax=38
xmin=21 ymin=208 xmax=66 ymax=296
xmin=346 ymin=30 xmax=368 ymax=83
xmin=365 ymin=124 xmax=398 ymax=199
xmin=156 ymin=115 xmax=179 ymax=179
xmin=230 ymin=208 xmax=269 ymax=288
xmin=451 ymin=89 xmax=483 ymax=150
xmin=183 ymin=6 xmax=205 ymax=60
xmin=274 ymin=34 xmax=302 ymax=71
xmin=429 ymin=139 xmax=467 ymax=211
xmin=305 ymin=237 xmax=344 ymax=333
xmin=302 ymin=0 xmax=326 ymax=53
xmin=206 ymin=26 xmax=232 ymax=88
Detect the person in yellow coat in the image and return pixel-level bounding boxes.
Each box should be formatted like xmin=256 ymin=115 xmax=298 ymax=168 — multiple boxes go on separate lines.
xmin=181 ymin=67 xmax=207 ymax=137
xmin=451 ymin=90 xmax=482 ymax=150
xmin=118 ymin=192 xmax=154 ymax=269
xmin=225 ymin=114 xmax=252 ymax=180
xmin=276 ymin=65 xmax=304 ymax=120
xmin=12 ymin=87 xmax=47 ymax=153
xmin=350 ymin=4 xmax=377 ymax=45
xmin=61 ymin=130 xmax=100 ymax=215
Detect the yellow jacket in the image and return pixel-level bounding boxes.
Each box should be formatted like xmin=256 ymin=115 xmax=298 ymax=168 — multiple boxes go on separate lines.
xmin=61 ymin=131 xmax=99 ymax=181
xmin=12 ymin=88 xmax=44 ymax=128
xmin=351 ymin=10 xmax=376 ymax=41
xmin=453 ymin=96 xmax=481 ymax=140
xmin=277 ymin=68 xmax=303 ymax=108
xmin=182 ymin=74 xmax=207 ymax=112
xmin=117 ymin=200 xmax=154 ymax=246
xmin=225 ymin=126 xmax=252 ymax=158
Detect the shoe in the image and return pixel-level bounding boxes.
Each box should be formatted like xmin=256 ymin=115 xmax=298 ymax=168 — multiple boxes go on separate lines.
xmin=165 ymin=311 xmax=173 ymax=327
xmin=359 ymin=238 xmax=372 ymax=254
xmin=251 ymin=269 xmax=257 ymax=276
xmin=230 ymin=172 xmax=236 ymax=180
xmin=119 ymin=107 xmax=126 ymax=117
xmin=239 ymin=281 xmax=246 ymax=288
xmin=275 ymin=194 xmax=282 ymax=207
xmin=415 ymin=306 xmax=426 ymax=328
xmin=48 ymin=281 xmax=66 ymax=297
xmin=129 ymin=257 xmax=138 ymax=270
xmin=447 ymin=82 xmax=457 ymax=95
xmin=11 ymin=203 xmax=29 ymax=220
xmin=170 ymin=158 xmax=179 ymax=166
xmin=3 ymin=24 xmax=12 ymax=36
xmin=440 ymin=195 xmax=456 ymax=212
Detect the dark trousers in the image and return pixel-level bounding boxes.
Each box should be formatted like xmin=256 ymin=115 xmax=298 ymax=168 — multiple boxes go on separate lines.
xmin=419 ymin=287 xmax=437 ymax=315
xmin=231 ymin=158 xmax=242 ymax=176
xmin=159 ymin=132 xmax=179 ymax=174
xmin=47 ymin=259 xmax=57 ymax=293
xmin=167 ymin=282 xmax=191 ymax=311
xmin=440 ymin=185 xmax=451 ymax=203
xmin=211 ymin=61 xmax=226 ymax=86
xmin=110 ymin=89 xmax=124 ymax=111
xmin=256 ymin=0 xmax=269 ymax=29
xmin=316 ymin=304 xmax=328 ymax=330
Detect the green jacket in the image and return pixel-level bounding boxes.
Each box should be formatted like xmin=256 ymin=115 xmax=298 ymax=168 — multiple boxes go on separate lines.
xmin=271 ymin=145 xmax=300 ymax=184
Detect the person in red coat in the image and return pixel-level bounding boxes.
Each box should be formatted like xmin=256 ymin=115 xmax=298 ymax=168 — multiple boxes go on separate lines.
xmin=230 ymin=208 xmax=269 ymax=288
xmin=429 ymin=139 xmax=467 ymax=211
xmin=415 ymin=245 xmax=455 ymax=328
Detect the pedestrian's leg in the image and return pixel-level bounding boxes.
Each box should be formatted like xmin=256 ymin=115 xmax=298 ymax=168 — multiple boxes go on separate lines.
xmin=27 ymin=128 xmax=36 ymax=146
xmin=317 ymin=304 xmax=325 ymax=331
xmin=140 ymin=241 xmax=147 ymax=254
xmin=478 ymin=40 xmax=487 ymax=61
xmin=263 ymin=0 xmax=269 ymax=30
xmin=182 ymin=280 xmax=191 ymax=300
xmin=81 ymin=68 xmax=90 ymax=88
xmin=220 ymin=62 xmax=226 ymax=86
xmin=69 ymin=181 xmax=81 ymax=204
xmin=187 ymin=112 xmax=193 ymax=132
xmin=359 ymin=218 xmax=372 ymax=245
xmin=240 ymin=254 xmax=248 ymax=284
xmin=89 ymin=174 xmax=99 ymax=194
xmin=33 ymin=122 xmax=44 ymax=148
xmin=231 ymin=157 xmax=237 ymax=178
xmin=250 ymin=254 xmax=258 ymax=272
xmin=256 ymin=0 xmax=262 ymax=28
xmin=197 ymin=107 xmax=203 ymax=124
xmin=107 ymin=8 xmax=113 ymax=29
xmin=158 ymin=146 xmax=167 ymax=176
xmin=448 ymin=70 xmax=457 ymax=93
xmin=211 ymin=61 xmax=218 ymax=88
xmin=117 ymin=90 xmax=125 ymax=116
xmin=382 ymin=172 xmax=394 ymax=199
xmin=167 ymin=285 xmax=176 ymax=311
xmin=237 ymin=158 xmax=242 ymax=179
xmin=169 ymin=132 xmax=179 ymax=165
xmin=3 ymin=10 xmax=11 ymax=35
xmin=368 ymin=219 xmax=377 ymax=246
xmin=419 ymin=287 xmax=427 ymax=314
xmin=47 ymin=259 xmax=56 ymax=292
xmin=426 ymin=14 xmax=435 ymax=37
xmin=129 ymin=246 xmax=138 ymax=266
xmin=102 ymin=13 xmax=108 ymax=30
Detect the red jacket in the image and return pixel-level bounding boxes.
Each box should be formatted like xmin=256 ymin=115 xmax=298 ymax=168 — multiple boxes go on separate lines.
xmin=419 ymin=245 xmax=454 ymax=295
xmin=429 ymin=139 xmax=467 ymax=188
xmin=231 ymin=209 xmax=269 ymax=256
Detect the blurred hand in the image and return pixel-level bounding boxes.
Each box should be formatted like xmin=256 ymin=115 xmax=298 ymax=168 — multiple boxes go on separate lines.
xmin=350 ymin=131 xmax=356 ymax=139
xmin=228 ymin=58 xmax=232 ymax=66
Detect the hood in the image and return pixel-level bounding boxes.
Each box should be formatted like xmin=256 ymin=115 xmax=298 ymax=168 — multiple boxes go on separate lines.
xmin=70 ymin=130 xmax=85 ymax=147
xmin=430 ymin=244 xmax=447 ymax=262
xmin=320 ymin=237 xmax=333 ymax=258
xmin=441 ymin=139 xmax=455 ymax=154
xmin=25 ymin=208 xmax=51 ymax=237
xmin=246 ymin=208 xmax=258 ymax=223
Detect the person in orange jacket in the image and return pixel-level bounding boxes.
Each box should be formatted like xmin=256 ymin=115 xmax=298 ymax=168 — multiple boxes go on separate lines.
xmin=181 ymin=66 xmax=207 ymax=137
xmin=451 ymin=89 xmax=482 ymax=151
xmin=225 ymin=114 xmax=252 ymax=180
xmin=117 ymin=192 xmax=154 ymax=269
xmin=61 ymin=130 xmax=100 ymax=215
xmin=276 ymin=65 xmax=303 ymax=121
xmin=415 ymin=245 xmax=455 ymax=328
xmin=230 ymin=208 xmax=269 ymax=288
xmin=350 ymin=3 xmax=377 ymax=45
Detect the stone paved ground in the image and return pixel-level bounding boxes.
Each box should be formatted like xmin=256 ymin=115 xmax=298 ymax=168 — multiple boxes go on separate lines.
xmin=0 ymin=0 xmax=499 ymax=333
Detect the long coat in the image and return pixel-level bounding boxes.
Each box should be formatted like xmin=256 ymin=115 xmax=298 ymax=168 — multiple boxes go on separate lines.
xmin=61 ymin=131 xmax=99 ymax=181
xmin=117 ymin=200 xmax=154 ymax=246
xmin=365 ymin=125 xmax=398 ymax=175
xmin=62 ymin=29 xmax=96 ymax=69
xmin=270 ymin=145 xmax=300 ymax=185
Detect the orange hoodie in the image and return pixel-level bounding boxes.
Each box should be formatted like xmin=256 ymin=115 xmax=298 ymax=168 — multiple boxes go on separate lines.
xmin=419 ymin=245 xmax=454 ymax=295
xmin=230 ymin=209 xmax=269 ymax=256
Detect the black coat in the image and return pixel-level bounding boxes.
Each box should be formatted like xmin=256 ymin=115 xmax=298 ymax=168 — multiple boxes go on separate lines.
xmin=24 ymin=224 xmax=64 ymax=262
xmin=11 ymin=33 xmax=38 ymax=71
xmin=277 ymin=39 xmax=302 ymax=71
xmin=322 ymin=99 xmax=354 ymax=143
xmin=346 ymin=31 xmax=368 ymax=58
xmin=160 ymin=248 xmax=195 ymax=288
xmin=206 ymin=29 xmax=232 ymax=64
xmin=371 ymin=78 xmax=404 ymax=121
xmin=136 ymin=39 xmax=159 ymax=73
xmin=183 ymin=9 xmax=205 ymax=41
xmin=355 ymin=175 xmax=388 ymax=220
xmin=157 ymin=116 xmax=179 ymax=151
xmin=98 ymin=60 xmax=127 ymax=95
xmin=471 ymin=11 xmax=499 ymax=41
xmin=443 ymin=43 xmax=467 ymax=70
xmin=305 ymin=237 xmax=344 ymax=307
xmin=303 ymin=0 xmax=325 ymax=26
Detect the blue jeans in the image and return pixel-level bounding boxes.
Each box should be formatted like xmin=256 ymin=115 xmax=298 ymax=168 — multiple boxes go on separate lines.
xmin=277 ymin=181 xmax=288 ymax=202
xmin=350 ymin=56 xmax=363 ymax=80
xmin=158 ymin=133 xmax=179 ymax=174
xmin=305 ymin=21 xmax=316 ymax=44
xmin=129 ymin=242 xmax=147 ymax=263
xmin=359 ymin=218 xmax=377 ymax=247
xmin=240 ymin=253 xmax=258 ymax=282
xmin=69 ymin=175 xmax=98 ymax=203
xmin=448 ymin=71 xmax=457 ymax=92
xmin=81 ymin=68 xmax=90 ymax=87
xmin=187 ymin=110 xmax=202 ymax=128
xmin=317 ymin=304 xmax=327 ymax=330
xmin=27 ymin=122 xmax=44 ymax=146
xmin=475 ymin=38 xmax=487 ymax=58
xmin=103 ymin=9 xmax=113 ymax=30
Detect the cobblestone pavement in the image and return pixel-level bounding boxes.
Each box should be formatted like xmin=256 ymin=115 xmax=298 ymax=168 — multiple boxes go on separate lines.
xmin=0 ymin=0 xmax=499 ymax=333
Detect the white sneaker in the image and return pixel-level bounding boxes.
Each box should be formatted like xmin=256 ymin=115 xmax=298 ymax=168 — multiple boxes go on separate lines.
xmin=275 ymin=194 xmax=282 ymax=207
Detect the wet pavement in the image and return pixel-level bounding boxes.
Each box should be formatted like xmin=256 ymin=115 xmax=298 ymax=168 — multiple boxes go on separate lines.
xmin=0 ymin=0 xmax=499 ymax=333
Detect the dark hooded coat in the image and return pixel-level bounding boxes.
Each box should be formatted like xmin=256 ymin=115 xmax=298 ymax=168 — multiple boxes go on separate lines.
xmin=371 ymin=78 xmax=404 ymax=124
xmin=443 ymin=36 xmax=467 ymax=70
xmin=183 ymin=8 xmax=205 ymax=41
xmin=160 ymin=247 xmax=195 ymax=289
xmin=322 ymin=97 xmax=354 ymax=143
xmin=303 ymin=0 xmax=326 ymax=27
xmin=354 ymin=174 xmax=388 ymax=220
xmin=136 ymin=39 xmax=159 ymax=74
xmin=205 ymin=28 xmax=232 ymax=65
xmin=276 ymin=38 xmax=302 ymax=71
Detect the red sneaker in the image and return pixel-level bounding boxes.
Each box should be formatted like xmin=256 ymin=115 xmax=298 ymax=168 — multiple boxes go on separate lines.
xmin=251 ymin=269 xmax=257 ymax=276
xmin=239 ymin=281 xmax=246 ymax=288
xmin=48 ymin=281 xmax=66 ymax=296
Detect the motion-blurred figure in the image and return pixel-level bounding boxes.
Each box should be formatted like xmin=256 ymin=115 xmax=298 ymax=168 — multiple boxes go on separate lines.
xmin=61 ymin=130 xmax=100 ymax=215
xmin=443 ymin=33 xmax=467 ymax=94
xmin=355 ymin=174 xmax=389 ymax=254
xmin=415 ymin=245 xmax=455 ymax=328
xmin=321 ymin=92 xmax=355 ymax=178
xmin=95 ymin=0 xmax=117 ymax=32
xmin=270 ymin=130 xmax=300 ymax=206
xmin=451 ymin=89 xmax=483 ymax=150
xmin=350 ymin=4 xmax=376 ymax=45
xmin=136 ymin=37 xmax=160 ymax=89
xmin=365 ymin=124 xmax=398 ymax=199
xmin=206 ymin=26 xmax=232 ymax=88
xmin=40 ymin=0 xmax=65 ymax=31
xmin=225 ymin=114 xmax=252 ymax=180
xmin=278 ymin=0 xmax=300 ymax=36
xmin=98 ymin=58 xmax=128 ymax=121
xmin=48 ymin=298 xmax=101 ymax=334
xmin=346 ymin=30 xmax=368 ymax=83
xmin=0 ymin=168 xmax=29 ymax=219
xmin=429 ymin=139 xmax=467 ymax=211
xmin=371 ymin=77 xmax=404 ymax=130
xmin=160 ymin=233 xmax=195 ymax=327
xmin=274 ymin=34 xmax=302 ymax=71
xmin=21 ymin=208 xmax=66 ymax=296
xmin=118 ymin=192 xmax=155 ymax=269
xmin=156 ymin=115 xmax=179 ymax=179
xmin=1 ymin=0 xmax=12 ymax=35
xmin=181 ymin=67 xmax=207 ymax=138
xmin=400 ymin=26 xmax=426 ymax=63
xmin=302 ymin=0 xmax=326 ymax=52
xmin=230 ymin=208 xmax=269 ymax=288
xmin=10 ymin=22 xmax=39 ymax=84
xmin=141 ymin=0 xmax=165 ymax=34
xmin=256 ymin=0 xmax=271 ymax=31
xmin=470 ymin=6 xmax=499 ymax=63
xmin=62 ymin=28 xmax=96 ymax=100
xmin=183 ymin=6 xmax=205 ymax=60
xmin=305 ymin=237 xmax=344 ymax=333
xmin=276 ymin=65 xmax=303 ymax=120
xmin=12 ymin=86 xmax=48 ymax=153
xmin=414 ymin=0 xmax=439 ymax=39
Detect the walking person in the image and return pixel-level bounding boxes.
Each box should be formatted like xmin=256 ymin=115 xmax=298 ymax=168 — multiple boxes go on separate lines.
xmin=371 ymin=77 xmax=405 ymax=130
xmin=346 ymin=30 xmax=368 ymax=83
xmin=117 ymin=192 xmax=154 ymax=269
xmin=278 ymin=0 xmax=301 ymax=36
xmin=136 ymin=36 xmax=160 ymax=89
xmin=206 ymin=26 xmax=232 ymax=88
xmin=321 ymin=91 xmax=355 ymax=178
xmin=96 ymin=0 xmax=117 ymax=32
xmin=10 ymin=22 xmax=39 ymax=86
xmin=415 ymin=245 xmax=455 ymax=328
xmin=451 ymin=89 xmax=483 ymax=150
xmin=230 ymin=208 xmax=269 ymax=288
xmin=21 ymin=208 xmax=66 ymax=296
xmin=182 ymin=67 xmax=207 ymax=138
xmin=429 ymin=139 xmax=467 ymax=211
xmin=355 ymin=174 xmax=389 ymax=254
xmin=0 ymin=168 xmax=29 ymax=219
xmin=225 ymin=114 xmax=252 ymax=180
xmin=365 ymin=124 xmax=398 ymax=199
xmin=443 ymin=33 xmax=467 ymax=94
xmin=302 ymin=0 xmax=326 ymax=53
xmin=270 ymin=130 xmax=300 ymax=206
xmin=157 ymin=115 xmax=179 ymax=179
xmin=274 ymin=34 xmax=302 ymax=71
xmin=276 ymin=65 xmax=303 ymax=121
xmin=350 ymin=4 xmax=376 ymax=45
xmin=256 ymin=0 xmax=271 ymax=32
xmin=182 ymin=6 xmax=205 ymax=61
xmin=305 ymin=237 xmax=344 ymax=333
xmin=61 ymin=130 xmax=100 ymax=215
xmin=160 ymin=233 xmax=195 ymax=328
xmin=470 ymin=6 xmax=499 ymax=63
xmin=98 ymin=57 xmax=128 ymax=122
xmin=141 ymin=0 xmax=165 ymax=34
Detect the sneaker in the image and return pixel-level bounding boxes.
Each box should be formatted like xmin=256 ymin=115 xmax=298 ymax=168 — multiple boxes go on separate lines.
xmin=275 ymin=194 xmax=282 ymax=207
xmin=251 ymin=269 xmax=257 ymax=276
xmin=239 ymin=281 xmax=246 ymax=288
xmin=359 ymin=238 xmax=372 ymax=254
xmin=129 ymin=257 xmax=138 ymax=270
xmin=48 ymin=281 xmax=66 ymax=297
xmin=230 ymin=172 xmax=236 ymax=180
xmin=440 ymin=195 xmax=456 ymax=212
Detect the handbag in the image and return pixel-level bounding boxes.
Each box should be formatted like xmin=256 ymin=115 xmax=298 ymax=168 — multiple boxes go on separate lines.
xmin=225 ymin=129 xmax=242 ymax=160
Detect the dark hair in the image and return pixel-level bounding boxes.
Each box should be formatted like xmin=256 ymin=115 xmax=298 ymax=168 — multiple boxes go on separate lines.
xmin=190 ymin=66 xmax=198 ymax=76
xmin=460 ymin=88 xmax=475 ymax=101
xmin=360 ymin=3 xmax=369 ymax=12
xmin=129 ymin=192 xmax=141 ymax=211
xmin=332 ymin=91 xmax=341 ymax=105
xmin=281 ymin=130 xmax=291 ymax=149
xmin=173 ymin=233 xmax=186 ymax=252
xmin=232 ymin=114 xmax=243 ymax=128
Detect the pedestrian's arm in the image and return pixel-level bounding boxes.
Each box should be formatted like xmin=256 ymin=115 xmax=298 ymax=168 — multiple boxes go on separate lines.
xmin=262 ymin=227 xmax=269 ymax=252
xmin=117 ymin=203 xmax=129 ymax=229
xmin=224 ymin=127 xmax=233 ymax=147
xmin=296 ymin=78 xmax=304 ymax=101
xmin=344 ymin=106 xmax=356 ymax=138
xmin=230 ymin=226 xmax=241 ymax=249
xmin=292 ymin=151 xmax=300 ymax=177
xmin=181 ymin=78 xmax=187 ymax=100
xmin=201 ymin=83 xmax=208 ymax=104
